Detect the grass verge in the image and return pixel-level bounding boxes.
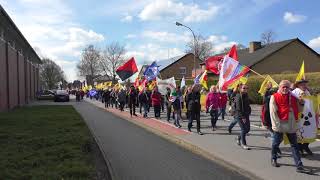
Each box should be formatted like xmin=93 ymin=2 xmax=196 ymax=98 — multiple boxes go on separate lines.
xmin=0 ymin=105 xmax=95 ymax=179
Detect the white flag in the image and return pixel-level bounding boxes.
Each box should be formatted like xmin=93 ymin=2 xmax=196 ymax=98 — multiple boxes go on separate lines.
xmin=180 ymin=76 xmax=186 ymax=88
xmin=156 ymin=77 xmax=176 ymax=95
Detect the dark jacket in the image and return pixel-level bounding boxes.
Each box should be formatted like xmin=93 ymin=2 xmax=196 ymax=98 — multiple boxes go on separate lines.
xmin=139 ymin=92 xmax=149 ymax=104
xmin=118 ymin=90 xmax=126 ymax=103
xmin=128 ymin=89 xmax=137 ymax=105
xmin=103 ymin=91 xmax=111 ymax=101
xmin=234 ymin=93 xmax=251 ymax=118
xmin=187 ymin=92 xmax=201 ymax=112
xmin=261 ymin=88 xmax=276 ymax=127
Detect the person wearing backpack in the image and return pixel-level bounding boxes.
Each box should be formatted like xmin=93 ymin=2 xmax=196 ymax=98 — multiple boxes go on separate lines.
xmin=261 ymin=83 xmax=282 ymax=156
xmin=234 ymin=84 xmax=251 ymax=150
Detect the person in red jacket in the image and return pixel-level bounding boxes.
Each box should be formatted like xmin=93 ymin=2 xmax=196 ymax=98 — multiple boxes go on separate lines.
xmin=151 ymin=87 xmax=162 ymax=118
xmin=218 ymin=91 xmax=228 ymax=120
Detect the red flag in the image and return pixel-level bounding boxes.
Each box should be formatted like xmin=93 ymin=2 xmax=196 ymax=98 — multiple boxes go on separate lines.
xmin=116 ymin=57 xmax=138 ymax=81
xmin=205 ymin=55 xmax=224 ymax=74
xmin=228 ymin=45 xmax=238 ymax=61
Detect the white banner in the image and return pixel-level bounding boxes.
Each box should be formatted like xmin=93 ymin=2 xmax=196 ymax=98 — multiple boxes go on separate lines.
xmin=156 ymin=77 xmax=176 ymax=95
xmin=297 ymin=98 xmax=318 ymax=142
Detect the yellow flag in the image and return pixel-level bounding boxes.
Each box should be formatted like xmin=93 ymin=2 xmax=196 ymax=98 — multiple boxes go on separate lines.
xmin=148 ymin=81 xmax=157 ymax=91
xmin=258 ymin=75 xmax=278 ymax=96
xmin=104 ymin=81 xmax=112 ymax=87
xmin=229 ymin=76 xmax=248 ymax=89
xmin=200 ymin=70 xmax=208 ymax=90
xmin=295 ymin=61 xmax=305 ymax=82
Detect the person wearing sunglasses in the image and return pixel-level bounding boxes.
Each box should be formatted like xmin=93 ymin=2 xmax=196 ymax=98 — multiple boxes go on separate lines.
xmin=269 ymin=80 xmax=311 ymax=173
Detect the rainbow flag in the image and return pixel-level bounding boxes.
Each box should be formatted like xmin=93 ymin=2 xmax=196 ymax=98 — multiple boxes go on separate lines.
xmin=218 ymin=56 xmax=250 ymax=90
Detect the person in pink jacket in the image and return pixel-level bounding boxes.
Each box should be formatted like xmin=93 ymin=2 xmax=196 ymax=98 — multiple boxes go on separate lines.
xmin=206 ymin=85 xmax=220 ymax=131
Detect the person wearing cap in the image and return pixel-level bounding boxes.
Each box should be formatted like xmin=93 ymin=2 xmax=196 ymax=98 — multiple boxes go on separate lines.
xmin=269 ymin=80 xmax=311 ymax=173
xmin=292 ymin=79 xmax=313 ymax=156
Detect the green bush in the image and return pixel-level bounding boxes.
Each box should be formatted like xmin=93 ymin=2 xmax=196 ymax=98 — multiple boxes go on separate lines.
xmin=246 ymin=72 xmax=320 ymax=104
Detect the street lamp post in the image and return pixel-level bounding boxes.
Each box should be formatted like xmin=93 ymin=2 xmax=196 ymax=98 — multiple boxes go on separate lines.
xmin=176 ymin=21 xmax=197 ymax=77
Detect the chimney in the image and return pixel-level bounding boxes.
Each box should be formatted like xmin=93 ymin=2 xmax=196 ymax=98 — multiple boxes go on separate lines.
xmin=249 ymin=41 xmax=261 ymax=53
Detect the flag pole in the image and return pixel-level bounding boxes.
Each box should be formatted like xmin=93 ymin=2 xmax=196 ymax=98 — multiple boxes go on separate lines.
xmin=247 ymin=67 xmax=266 ymax=79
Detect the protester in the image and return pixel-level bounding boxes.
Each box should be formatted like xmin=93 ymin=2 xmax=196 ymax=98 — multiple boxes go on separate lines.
xmin=165 ymin=87 xmax=172 ymax=122
xmin=118 ymin=88 xmax=126 ymax=111
xmin=128 ymin=85 xmax=138 ymax=117
xmin=227 ymin=84 xmax=241 ymax=134
xmin=187 ymin=84 xmax=203 ymax=135
xmin=171 ymin=89 xmax=182 ymax=128
xmin=80 ymin=89 xmax=84 ymax=100
xmin=218 ymin=90 xmax=228 ymax=120
xmin=269 ymin=80 xmax=311 ymax=173
xmin=234 ymin=84 xmax=251 ymax=150
xmin=185 ymin=86 xmax=192 ymax=119
xmin=138 ymin=89 xmax=148 ymax=118
xmin=206 ymin=85 xmax=220 ymax=131
xmin=261 ymin=82 xmax=282 ymax=156
xmin=151 ymin=87 xmax=162 ymax=118
xmin=176 ymin=86 xmax=183 ymax=121
xmin=103 ymin=89 xmax=111 ymax=108
xmin=292 ymin=79 xmax=313 ymax=156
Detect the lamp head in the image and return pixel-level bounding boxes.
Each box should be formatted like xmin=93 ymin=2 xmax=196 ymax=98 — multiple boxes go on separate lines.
xmin=175 ymin=22 xmax=183 ymax=26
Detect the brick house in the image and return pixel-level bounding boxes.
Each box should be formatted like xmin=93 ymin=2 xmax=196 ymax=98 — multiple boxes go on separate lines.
xmin=0 ymin=5 xmax=41 ymax=112
xmin=201 ymin=38 xmax=320 ymax=75
xmin=137 ymin=53 xmax=202 ymax=80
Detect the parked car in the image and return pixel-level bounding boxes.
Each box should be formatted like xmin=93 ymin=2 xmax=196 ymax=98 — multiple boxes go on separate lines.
xmin=54 ymin=90 xmax=70 ymax=102
xmin=37 ymin=90 xmax=55 ymax=100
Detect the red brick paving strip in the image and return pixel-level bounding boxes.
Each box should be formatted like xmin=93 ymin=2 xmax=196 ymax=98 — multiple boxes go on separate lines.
xmin=105 ymin=108 xmax=190 ymax=136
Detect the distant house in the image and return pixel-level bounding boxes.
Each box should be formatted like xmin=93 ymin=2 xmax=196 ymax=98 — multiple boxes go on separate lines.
xmin=201 ymin=38 xmax=320 ymax=75
xmin=138 ymin=53 xmax=202 ymax=80
xmin=93 ymin=74 xmax=118 ymax=84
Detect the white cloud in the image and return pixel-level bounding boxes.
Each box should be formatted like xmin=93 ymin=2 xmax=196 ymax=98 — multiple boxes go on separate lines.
xmin=308 ymin=36 xmax=320 ymax=50
xmin=283 ymin=12 xmax=306 ymax=24
xmin=125 ymin=34 xmax=137 ymax=39
xmin=1 ymin=0 xmax=105 ymax=81
xmin=121 ymin=15 xmax=133 ymax=22
xmin=126 ymin=43 xmax=184 ymax=64
xmin=207 ymin=35 xmax=237 ymax=53
xmin=141 ymin=30 xmax=189 ymax=43
xmin=139 ymin=0 xmax=219 ymax=23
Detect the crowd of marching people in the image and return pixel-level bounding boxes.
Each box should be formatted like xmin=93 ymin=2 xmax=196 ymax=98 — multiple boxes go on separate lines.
xmin=80 ymin=77 xmax=317 ymax=174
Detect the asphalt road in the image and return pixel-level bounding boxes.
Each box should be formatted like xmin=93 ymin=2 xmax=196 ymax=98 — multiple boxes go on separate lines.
xmin=73 ymin=101 xmax=249 ymax=180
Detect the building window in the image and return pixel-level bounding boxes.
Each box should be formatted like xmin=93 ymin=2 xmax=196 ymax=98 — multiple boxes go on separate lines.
xmin=179 ymin=67 xmax=186 ymax=75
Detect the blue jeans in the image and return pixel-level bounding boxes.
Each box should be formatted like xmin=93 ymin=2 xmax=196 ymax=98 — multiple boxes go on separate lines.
xmin=210 ymin=109 xmax=219 ymax=128
xmin=228 ymin=117 xmax=238 ymax=131
xmin=143 ymin=103 xmax=148 ymax=117
xmin=174 ymin=109 xmax=181 ymax=126
xmin=237 ymin=116 xmax=250 ymax=145
xmin=218 ymin=107 xmax=226 ymax=120
xmin=272 ymin=132 xmax=302 ymax=167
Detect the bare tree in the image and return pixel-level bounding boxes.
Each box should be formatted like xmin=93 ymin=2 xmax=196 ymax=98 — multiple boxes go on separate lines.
xmin=40 ymin=58 xmax=65 ymax=89
xmin=261 ymin=30 xmax=276 ymax=45
xmin=185 ymin=34 xmax=213 ymax=61
xmin=100 ymin=42 xmax=126 ymax=82
xmin=77 ymin=45 xmax=101 ymax=86
xmin=222 ymin=43 xmax=246 ymax=53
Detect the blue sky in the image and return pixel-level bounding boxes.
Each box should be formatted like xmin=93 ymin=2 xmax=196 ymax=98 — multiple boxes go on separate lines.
xmin=1 ymin=0 xmax=319 ymax=81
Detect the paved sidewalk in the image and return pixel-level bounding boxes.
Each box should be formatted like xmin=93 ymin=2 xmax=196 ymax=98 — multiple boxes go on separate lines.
xmin=86 ymin=98 xmax=320 ymax=180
